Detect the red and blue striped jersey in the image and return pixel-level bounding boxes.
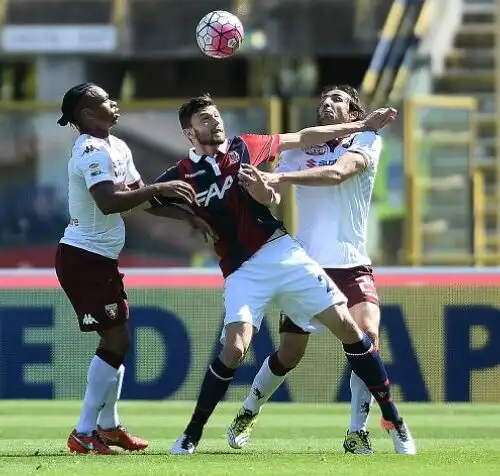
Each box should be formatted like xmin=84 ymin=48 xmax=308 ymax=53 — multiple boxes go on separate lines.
xmin=153 ymin=134 xmax=284 ymax=277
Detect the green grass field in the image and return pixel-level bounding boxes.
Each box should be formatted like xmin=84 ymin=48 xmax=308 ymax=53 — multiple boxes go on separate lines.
xmin=0 ymin=401 xmax=499 ymax=475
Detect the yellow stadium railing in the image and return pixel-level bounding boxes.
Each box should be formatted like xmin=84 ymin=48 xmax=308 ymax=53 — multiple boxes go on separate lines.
xmin=112 ymin=0 xmax=127 ymax=27
xmin=387 ymin=0 xmax=434 ymax=104
xmin=233 ymin=0 xmax=251 ymax=18
xmin=403 ymin=95 xmax=485 ymax=266
xmin=494 ymin=0 xmax=500 ymax=256
xmin=360 ymin=0 xmax=406 ymax=105
xmin=0 ymin=0 xmax=6 ymax=26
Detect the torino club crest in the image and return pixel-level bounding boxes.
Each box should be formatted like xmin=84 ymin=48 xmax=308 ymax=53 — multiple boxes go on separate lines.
xmin=104 ymin=303 xmax=118 ymax=319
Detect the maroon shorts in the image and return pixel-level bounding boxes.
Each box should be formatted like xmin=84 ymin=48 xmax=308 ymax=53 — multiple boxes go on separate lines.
xmin=279 ymin=265 xmax=379 ymax=334
xmin=55 ymin=243 xmax=129 ymax=332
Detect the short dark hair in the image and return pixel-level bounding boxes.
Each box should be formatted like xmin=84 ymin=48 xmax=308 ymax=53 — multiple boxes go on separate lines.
xmin=320 ymin=84 xmax=367 ymax=120
xmin=178 ymin=93 xmax=215 ymax=129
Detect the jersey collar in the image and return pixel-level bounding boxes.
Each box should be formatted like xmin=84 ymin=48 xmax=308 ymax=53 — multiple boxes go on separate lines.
xmin=188 ymin=139 xmax=229 ymax=163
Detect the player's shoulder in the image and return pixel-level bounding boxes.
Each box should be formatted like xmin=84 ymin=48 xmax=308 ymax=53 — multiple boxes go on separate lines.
xmin=164 ymin=156 xmax=191 ymax=176
xmin=110 ymin=134 xmax=132 ymax=156
xmin=238 ymin=133 xmax=277 ymax=143
xmin=71 ymin=134 xmax=108 ymax=160
xmin=281 ymin=143 xmax=330 ymax=162
xmin=342 ymin=131 xmax=381 ymax=148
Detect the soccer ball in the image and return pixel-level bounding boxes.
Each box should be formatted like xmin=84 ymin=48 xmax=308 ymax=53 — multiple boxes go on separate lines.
xmin=196 ymin=10 xmax=244 ymax=59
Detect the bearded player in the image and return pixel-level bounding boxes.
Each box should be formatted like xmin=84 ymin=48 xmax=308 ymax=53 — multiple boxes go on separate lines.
xmin=147 ymin=93 xmax=412 ymax=456
xmin=55 ymin=83 xmax=196 ymax=454
xmin=231 ymin=85 xmax=416 ymax=455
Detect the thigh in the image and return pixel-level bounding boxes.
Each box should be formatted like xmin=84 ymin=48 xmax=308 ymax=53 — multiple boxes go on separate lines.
xmin=223 ymin=263 xmax=275 ymax=334
xmin=326 ymin=266 xmax=379 ymax=307
xmin=55 ymin=244 xmax=129 ymax=333
xmin=276 ymin=245 xmax=346 ymax=333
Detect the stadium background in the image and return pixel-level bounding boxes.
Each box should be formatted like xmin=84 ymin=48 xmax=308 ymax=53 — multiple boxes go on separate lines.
xmin=0 ymin=0 xmax=499 ymax=404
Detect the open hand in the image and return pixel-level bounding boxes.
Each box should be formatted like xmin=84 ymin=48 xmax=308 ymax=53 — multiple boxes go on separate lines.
xmin=157 ymin=180 xmax=196 ymax=204
xmin=238 ymin=164 xmax=278 ymax=206
xmin=364 ymin=107 xmax=398 ymax=131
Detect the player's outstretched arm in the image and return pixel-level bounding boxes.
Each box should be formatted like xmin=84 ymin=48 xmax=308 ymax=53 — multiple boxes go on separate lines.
xmin=90 ymin=180 xmax=195 ymax=215
xmin=278 ymin=107 xmax=397 ymax=151
xmin=268 ymin=131 xmax=383 ymax=187
xmin=270 ymin=152 xmax=367 ymax=187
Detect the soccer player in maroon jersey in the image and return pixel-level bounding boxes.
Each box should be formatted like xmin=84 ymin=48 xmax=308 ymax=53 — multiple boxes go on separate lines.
xmin=148 ymin=94 xmax=403 ymax=455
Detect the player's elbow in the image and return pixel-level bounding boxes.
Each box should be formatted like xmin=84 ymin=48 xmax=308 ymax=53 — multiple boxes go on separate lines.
xmin=99 ymin=204 xmax=116 ymax=215
xmin=96 ymin=199 xmax=121 ymax=215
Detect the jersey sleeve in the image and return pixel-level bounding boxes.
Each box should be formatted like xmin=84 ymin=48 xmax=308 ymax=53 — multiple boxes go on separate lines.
xmin=125 ymin=146 xmax=141 ymax=185
xmin=273 ymin=150 xmax=301 ymax=173
xmin=149 ymin=165 xmax=181 ymax=207
xmin=75 ymin=148 xmax=114 ymax=190
xmin=347 ymin=131 xmax=382 ymax=168
xmin=241 ymin=134 xmax=281 ymax=167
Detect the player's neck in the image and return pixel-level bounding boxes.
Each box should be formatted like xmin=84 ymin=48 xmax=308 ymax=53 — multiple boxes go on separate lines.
xmin=80 ymin=127 xmax=110 ymax=139
xmin=194 ymin=144 xmax=219 ymax=157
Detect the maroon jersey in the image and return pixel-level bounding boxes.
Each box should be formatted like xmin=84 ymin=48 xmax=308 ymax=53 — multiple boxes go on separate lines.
xmin=153 ymin=134 xmax=284 ymax=277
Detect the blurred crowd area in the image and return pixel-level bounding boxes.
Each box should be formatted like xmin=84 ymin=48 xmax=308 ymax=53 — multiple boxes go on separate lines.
xmin=0 ymin=0 xmax=492 ymax=267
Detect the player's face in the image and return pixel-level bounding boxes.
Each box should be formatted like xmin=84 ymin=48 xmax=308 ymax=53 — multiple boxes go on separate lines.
xmin=81 ymin=86 xmax=120 ymax=130
xmin=318 ymin=89 xmax=353 ymax=125
xmin=189 ymin=106 xmax=226 ymax=146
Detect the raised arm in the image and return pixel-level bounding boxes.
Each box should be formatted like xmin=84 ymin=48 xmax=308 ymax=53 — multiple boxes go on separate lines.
xmin=270 ymin=131 xmax=383 ymax=187
xmin=277 ymin=107 xmax=396 ymax=152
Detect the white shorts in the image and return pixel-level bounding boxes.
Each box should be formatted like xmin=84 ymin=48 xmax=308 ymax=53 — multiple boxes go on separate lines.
xmin=221 ymin=234 xmax=346 ymax=342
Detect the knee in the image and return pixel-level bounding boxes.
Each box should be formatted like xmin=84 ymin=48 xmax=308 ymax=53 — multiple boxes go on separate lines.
xmin=353 ymin=316 xmax=379 ymax=348
xmin=220 ymin=341 xmax=248 ymax=368
xmin=350 ymin=303 xmax=380 ymax=348
xmin=220 ymin=322 xmax=254 ymax=368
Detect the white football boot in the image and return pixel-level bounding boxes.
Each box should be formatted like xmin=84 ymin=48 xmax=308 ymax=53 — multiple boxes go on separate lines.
xmin=227 ymin=407 xmax=259 ymax=449
xmin=381 ymin=418 xmax=417 ymax=454
xmin=170 ymin=434 xmax=197 ymax=455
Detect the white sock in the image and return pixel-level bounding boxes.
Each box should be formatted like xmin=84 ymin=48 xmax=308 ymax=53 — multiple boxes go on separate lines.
xmin=243 ymin=357 xmax=287 ymax=414
xmin=98 ymin=365 xmax=125 ymax=429
xmin=349 ymin=370 xmax=375 ymax=432
xmin=75 ymin=356 xmax=119 ymax=435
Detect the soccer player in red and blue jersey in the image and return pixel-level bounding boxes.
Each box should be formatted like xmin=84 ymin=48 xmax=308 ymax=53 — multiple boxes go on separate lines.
xmin=148 ymin=94 xmax=408 ymax=455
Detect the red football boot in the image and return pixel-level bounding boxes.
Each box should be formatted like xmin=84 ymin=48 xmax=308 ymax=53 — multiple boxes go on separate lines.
xmin=97 ymin=425 xmax=149 ymax=451
xmin=67 ymin=429 xmax=118 ymax=455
